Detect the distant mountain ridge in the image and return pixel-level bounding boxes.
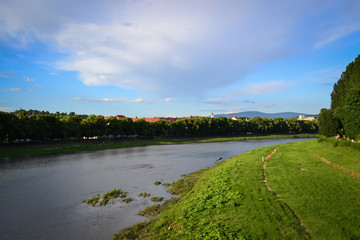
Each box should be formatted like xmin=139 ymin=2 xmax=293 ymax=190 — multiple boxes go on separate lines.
xmin=214 ymin=111 xmax=318 ymax=119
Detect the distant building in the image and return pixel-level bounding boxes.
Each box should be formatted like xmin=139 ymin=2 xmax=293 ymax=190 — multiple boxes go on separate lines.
xmin=231 ymin=116 xmax=237 ymax=120
xmin=131 ymin=117 xmax=181 ymax=123
xmin=211 ymin=112 xmax=214 ymax=118
xmin=298 ymin=115 xmax=317 ymax=121
xmin=104 ymin=115 xmax=126 ymax=120
xmin=106 ymin=115 xmax=203 ymax=123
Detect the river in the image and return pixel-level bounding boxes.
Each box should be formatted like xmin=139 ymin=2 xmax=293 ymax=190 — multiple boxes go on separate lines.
xmin=0 ymin=138 xmax=310 ymax=240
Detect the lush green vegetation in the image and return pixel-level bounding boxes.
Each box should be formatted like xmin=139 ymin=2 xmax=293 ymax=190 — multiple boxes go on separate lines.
xmin=0 ymin=108 xmax=317 ymax=143
xmin=113 ymin=140 xmax=360 ymax=239
xmin=0 ymin=134 xmax=318 ymax=159
xmin=319 ymin=54 xmax=360 ymax=139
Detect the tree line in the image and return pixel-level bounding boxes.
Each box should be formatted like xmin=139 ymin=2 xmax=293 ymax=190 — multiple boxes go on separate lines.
xmin=319 ymin=54 xmax=360 ymax=140
xmin=0 ymin=110 xmax=318 ymax=142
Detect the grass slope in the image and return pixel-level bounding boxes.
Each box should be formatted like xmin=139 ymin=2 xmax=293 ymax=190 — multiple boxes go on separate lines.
xmin=113 ymin=139 xmax=360 ymax=239
xmin=266 ymin=140 xmax=360 ymax=239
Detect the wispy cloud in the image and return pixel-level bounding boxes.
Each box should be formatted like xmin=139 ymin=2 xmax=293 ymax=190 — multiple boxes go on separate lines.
xmin=0 ymin=71 xmax=15 ymax=78
xmin=25 ymin=76 xmax=35 ymax=82
xmin=69 ymin=97 xmax=153 ymax=104
xmin=0 ymin=88 xmax=33 ymax=92
xmin=266 ymin=104 xmax=276 ymax=108
xmin=244 ymin=100 xmax=255 ymax=104
xmin=204 ymin=98 xmax=229 ymax=105
xmin=315 ymin=24 xmax=360 ymax=48
xmin=165 ymin=98 xmax=178 ymax=102
xmin=0 ymin=107 xmax=11 ymax=112
xmin=229 ymin=81 xmax=293 ymax=97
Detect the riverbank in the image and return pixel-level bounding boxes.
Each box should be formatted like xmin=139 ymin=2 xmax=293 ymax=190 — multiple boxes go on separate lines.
xmin=113 ymin=139 xmax=360 ymax=239
xmin=0 ymin=134 xmax=317 ymax=159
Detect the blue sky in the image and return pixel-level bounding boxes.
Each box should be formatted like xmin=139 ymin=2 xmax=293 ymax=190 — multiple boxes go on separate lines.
xmin=1 ymin=0 xmax=360 ymax=117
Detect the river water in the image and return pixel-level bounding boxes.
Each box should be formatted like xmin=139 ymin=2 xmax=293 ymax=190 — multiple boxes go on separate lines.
xmin=0 ymin=138 xmax=309 ymax=240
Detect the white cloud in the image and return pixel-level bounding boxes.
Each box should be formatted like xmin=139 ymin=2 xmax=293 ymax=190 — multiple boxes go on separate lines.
xmin=69 ymin=97 xmax=153 ymax=104
xmin=1 ymin=0 xmax=360 ymax=98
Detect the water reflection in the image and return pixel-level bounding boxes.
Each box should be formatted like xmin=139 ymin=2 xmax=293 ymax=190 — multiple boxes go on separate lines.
xmin=0 ymin=138 xmax=310 ymax=240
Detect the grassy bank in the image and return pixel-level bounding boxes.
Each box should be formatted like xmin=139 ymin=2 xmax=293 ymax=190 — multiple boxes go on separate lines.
xmin=113 ymin=139 xmax=360 ymax=239
xmin=0 ymin=134 xmax=317 ymax=159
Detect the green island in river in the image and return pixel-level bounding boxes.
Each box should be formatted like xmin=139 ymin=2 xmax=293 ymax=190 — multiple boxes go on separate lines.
xmin=113 ymin=137 xmax=360 ymax=239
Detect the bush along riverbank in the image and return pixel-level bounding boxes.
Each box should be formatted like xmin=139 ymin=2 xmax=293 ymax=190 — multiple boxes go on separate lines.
xmin=0 ymin=134 xmax=317 ymax=159
xmin=113 ymin=139 xmax=360 ymax=239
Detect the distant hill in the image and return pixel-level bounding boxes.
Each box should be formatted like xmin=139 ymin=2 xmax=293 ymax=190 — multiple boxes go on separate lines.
xmin=214 ymin=111 xmax=318 ymax=119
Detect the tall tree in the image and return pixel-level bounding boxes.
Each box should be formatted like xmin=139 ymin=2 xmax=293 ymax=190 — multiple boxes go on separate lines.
xmin=331 ymin=54 xmax=360 ymax=110
xmin=318 ymin=108 xmax=341 ymax=137
xmin=334 ymin=88 xmax=360 ymax=139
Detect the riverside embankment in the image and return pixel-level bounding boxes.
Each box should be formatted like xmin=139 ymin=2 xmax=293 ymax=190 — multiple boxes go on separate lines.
xmin=114 ymin=139 xmax=360 ymax=239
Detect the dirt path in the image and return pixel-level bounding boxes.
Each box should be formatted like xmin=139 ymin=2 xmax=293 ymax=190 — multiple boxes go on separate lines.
xmin=309 ymin=150 xmax=360 ymax=180
xmin=262 ymin=147 xmax=312 ymax=239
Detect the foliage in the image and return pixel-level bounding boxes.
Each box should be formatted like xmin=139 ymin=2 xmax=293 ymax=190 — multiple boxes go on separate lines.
xmin=0 ymin=109 xmax=318 ymax=143
xmin=320 ymin=54 xmax=360 ymax=138
xmin=331 ymin=55 xmax=360 ymax=110
xmin=318 ymin=108 xmax=342 ymax=137
xmin=334 ymin=88 xmax=360 ymax=139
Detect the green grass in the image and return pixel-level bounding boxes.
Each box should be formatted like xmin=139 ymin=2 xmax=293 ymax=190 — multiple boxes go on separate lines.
xmin=113 ymin=139 xmax=360 ymax=239
xmin=0 ymin=134 xmax=318 ymax=158
xmin=265 ymin=140 xmax=360 ymax=239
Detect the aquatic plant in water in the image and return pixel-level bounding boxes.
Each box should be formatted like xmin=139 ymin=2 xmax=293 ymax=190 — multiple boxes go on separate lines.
xmin=150 ymin=196 xmax=164 ymax=202
xmin=83 ymin=188 xmax=130 ymax=207
xmin=82 ymin=194 xmax=101 ymax=206
xmin=138 ymin=192 xmax=150 ymax=197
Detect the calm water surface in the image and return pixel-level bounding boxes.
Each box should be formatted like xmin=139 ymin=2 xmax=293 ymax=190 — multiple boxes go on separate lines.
xmin=0 ymin=138 xmax=310 ymax=240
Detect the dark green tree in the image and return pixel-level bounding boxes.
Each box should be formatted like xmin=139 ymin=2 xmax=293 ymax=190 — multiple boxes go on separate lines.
xmin=334 ymin=88 xmax=360 ymax=139
xmin=318 ymin=108 xmax=341 ymax=137
xmin=331 ymin=55 xmax=360 ymax=110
